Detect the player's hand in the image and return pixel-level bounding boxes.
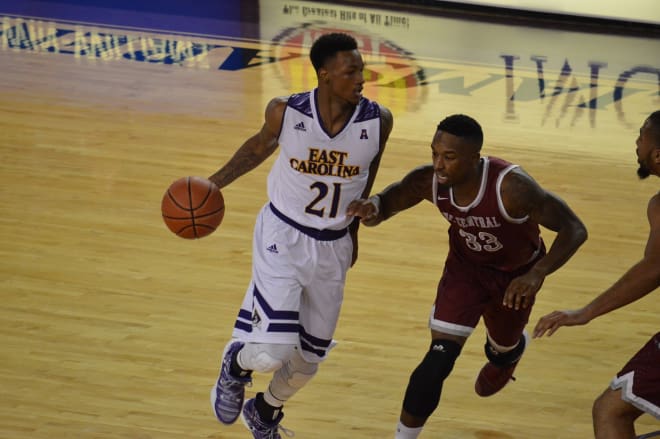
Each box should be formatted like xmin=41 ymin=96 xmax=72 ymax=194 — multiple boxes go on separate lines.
xmin=533 ymin=309 xmax=590 ymax=338
xmin=346 ymin=198 xmax=381 ymax=226
xmin=503 ymin=269 xmax=544 ymax=310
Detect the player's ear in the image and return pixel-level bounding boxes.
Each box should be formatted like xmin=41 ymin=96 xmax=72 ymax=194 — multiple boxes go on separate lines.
xmin=653 ymin=147 xmax=660 ymax=165
xmin=318 ymin=67 xmax=329 ymax=83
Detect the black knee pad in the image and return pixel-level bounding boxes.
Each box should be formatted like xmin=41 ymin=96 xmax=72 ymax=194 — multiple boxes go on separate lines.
xmin=484 ymin=333 xmax=526 ymax=367
xmin=402 ymin=339 xmax=462 ymax=419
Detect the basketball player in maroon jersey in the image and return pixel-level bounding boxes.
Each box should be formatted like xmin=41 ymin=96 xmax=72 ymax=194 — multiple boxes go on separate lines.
xmin=534 ymin=110 xmax=660 ymax=439
xmin=346 ymin=113 xmax=587 ymax=438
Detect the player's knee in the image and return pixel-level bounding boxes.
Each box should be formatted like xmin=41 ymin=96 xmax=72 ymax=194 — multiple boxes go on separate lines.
xmin=268 ymin=350 xmax=319 ymax=401
xmin=484 ymin=333 xmax=526 ymax=367
xmin=403 ymin=339 xmax=462 ymax=419
xmin=593 ymin=388 xmax=641 ymax=425
xmin=238 ymin=343 xmax=297 ymax=373
xmin=285 ymin=352 xmax=318 ymax=388
xmin=592 ymin=391 xmax=608 ymax=423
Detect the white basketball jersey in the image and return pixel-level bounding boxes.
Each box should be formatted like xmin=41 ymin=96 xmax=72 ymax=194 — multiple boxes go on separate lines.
xmin=267 ymin=89 xmax=381 ymax=230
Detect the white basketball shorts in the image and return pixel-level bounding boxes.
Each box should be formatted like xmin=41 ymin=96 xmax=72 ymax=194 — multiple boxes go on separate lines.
xmin=231 ymin=202 xmax=353 ymax=363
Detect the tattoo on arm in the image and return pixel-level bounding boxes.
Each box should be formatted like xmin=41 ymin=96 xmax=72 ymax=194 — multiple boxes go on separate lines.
xmin=209 ymin=132 xmax=278 ymax=189
xmin=380 ymin=165 xmax=433 ymax=219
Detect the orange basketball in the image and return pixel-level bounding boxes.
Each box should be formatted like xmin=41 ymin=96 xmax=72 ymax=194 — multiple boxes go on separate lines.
xmin=161 ymin=176 xmax=224 ymax=239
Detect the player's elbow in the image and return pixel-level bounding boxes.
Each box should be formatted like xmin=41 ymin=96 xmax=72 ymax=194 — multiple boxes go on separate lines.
xmin=651 ymin=263 xmax=660 ymax=288
xmin=561 ymin=217 xmax=587 ymax=248
xmin=573 ymin=220 xmax=588 ymax=247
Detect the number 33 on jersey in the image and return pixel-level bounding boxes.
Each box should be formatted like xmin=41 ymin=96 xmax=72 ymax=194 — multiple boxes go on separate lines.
xmin=434 ymin=157 xmax=545 ymax=272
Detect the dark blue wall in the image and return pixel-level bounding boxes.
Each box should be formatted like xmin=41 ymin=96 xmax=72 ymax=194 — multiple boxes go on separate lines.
xmin=0 ymin=0 xmax=260 ymax=38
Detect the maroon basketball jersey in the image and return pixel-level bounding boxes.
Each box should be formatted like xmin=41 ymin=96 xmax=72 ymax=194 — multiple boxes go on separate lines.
xmin=434 ymin=156 xmax=544 ymax=271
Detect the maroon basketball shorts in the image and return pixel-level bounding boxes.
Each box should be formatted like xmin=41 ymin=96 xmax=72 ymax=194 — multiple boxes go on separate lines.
xmin=610 ymin=331 xmax=660 ymax=419
xmin=429 ymin=250 xmax=542 ymax=347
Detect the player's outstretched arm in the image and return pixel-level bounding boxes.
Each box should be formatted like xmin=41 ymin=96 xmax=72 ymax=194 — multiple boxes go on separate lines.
xmin=534 ymin=192 xmax=660 ymax=338
xmin=356 ymin=105 xmax=394 ymax=202
xmin=208 ymin=97 xmax=285 ymax=189
xmin=346 ymin=105 xmax=394 ymax=266
xmin=346 ymin=165 xmax=434 ymax=226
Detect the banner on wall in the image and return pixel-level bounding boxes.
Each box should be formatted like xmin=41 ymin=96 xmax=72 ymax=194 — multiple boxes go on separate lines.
xmin=259 ymin=0 xmax=659 ymax=77
xmin=258 ymin=0 xmax=659 ymax=128
xmin=1 ymin=1 xmax=657 ymax=128
xmin=449 ymin=0 xmax=660 ymax=25
xmin=259 ymin=1 xmax=428 ymax=114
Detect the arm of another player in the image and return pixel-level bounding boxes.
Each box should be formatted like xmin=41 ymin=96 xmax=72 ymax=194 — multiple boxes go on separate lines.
xmin=534 ymin=192 xmax=660 ymax=337
xmin=500 ymin=168 xmax=588 ymax=310
xmin=346 ymin=164 xmax=435 ymax=227
xmin=347 ymin=104 xmax=393 ymax=266
xmin=208 ymin=96 xmax=285 ymax=189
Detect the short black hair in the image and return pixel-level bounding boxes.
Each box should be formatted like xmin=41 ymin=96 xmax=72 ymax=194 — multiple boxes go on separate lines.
xmin=309 ymin=33 xmax=358 ymax=72
xmin=437 ymin=114 xmax=484 ymax=151
xmin=647 ymin=110 xmax=660 ymax=147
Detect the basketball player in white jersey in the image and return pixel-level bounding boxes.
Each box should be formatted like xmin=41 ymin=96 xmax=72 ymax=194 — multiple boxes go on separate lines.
xmin=208 ymin=33 xmax=393 ymax=438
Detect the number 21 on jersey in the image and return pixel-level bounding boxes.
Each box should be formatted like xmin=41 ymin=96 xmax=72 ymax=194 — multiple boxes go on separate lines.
xmin=305 ymin=181 xmax=341 ymax=218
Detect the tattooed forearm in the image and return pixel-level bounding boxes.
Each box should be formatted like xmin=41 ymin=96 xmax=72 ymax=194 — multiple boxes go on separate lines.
xmin=209 ymin=152 xmax=262 ymax=188
xmin=209 ymin=133 xmax=278 ymax=189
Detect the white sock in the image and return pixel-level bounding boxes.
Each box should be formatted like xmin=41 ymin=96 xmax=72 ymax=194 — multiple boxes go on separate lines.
xmin=395 ymin=421 xmax=423 ymax=439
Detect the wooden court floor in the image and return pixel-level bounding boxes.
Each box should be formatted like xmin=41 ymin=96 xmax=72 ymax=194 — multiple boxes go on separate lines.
xmin=0 ymin=6 xmax=658 ymax=439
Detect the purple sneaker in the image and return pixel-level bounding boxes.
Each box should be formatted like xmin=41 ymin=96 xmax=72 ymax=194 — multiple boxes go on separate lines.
xmin=210 ymin=341 xmax=251 ymax=424
xmin=241 ymin=398 xmax=294 ymax=438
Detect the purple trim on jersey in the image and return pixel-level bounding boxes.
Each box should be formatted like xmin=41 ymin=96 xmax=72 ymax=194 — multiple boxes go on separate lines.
xmin=287 ymin=91 xmax=312 ymax=117
xmin=234 ymin=320 xmax=252 ymax=332
xmin=300 ymin=325 xmax=332 ymax=348
xmin=299 ymin=324 xmax=332 ymax=357
xmin=291 ymin=88 xmax=380 ymax=139
xmin=300 ymin=339 xmax=327 ymax=357
xmin=269 ymin=203 xmax=348 ymax=241
xmin=266 ymin=323 xmax=300 ymax=332
xmin=234 ymin=308 xmax=253 ymax=332
xmin=253 ymin=284 xmax=299 ymax=320
xmin=354 ymin=99 xmax=380 ymax=122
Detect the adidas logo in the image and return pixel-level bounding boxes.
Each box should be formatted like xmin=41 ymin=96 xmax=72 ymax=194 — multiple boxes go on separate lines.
xmin=294 ymin=121 xmax=306 ymax=131
xmin=266 ymin=243 xmax=279 ymax=254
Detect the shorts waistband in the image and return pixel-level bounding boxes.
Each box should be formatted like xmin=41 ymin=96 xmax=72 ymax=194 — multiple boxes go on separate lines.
xmin=269 ymin=203 xmax=348 ymax=241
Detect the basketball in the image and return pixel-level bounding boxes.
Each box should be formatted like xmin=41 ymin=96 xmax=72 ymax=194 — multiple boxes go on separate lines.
xmin=161 ymin=176 xmax=225 ymax=239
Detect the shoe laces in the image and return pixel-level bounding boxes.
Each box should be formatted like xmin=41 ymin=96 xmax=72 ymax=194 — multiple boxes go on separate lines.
xmin=259 ymin=423 xmax=295 ymax=439
xmin=250 ymin=410 xmax=294 ymax=438
xmin=218 ymin=367 xmax=252 ymax=403
xmin=277 ymin=424 xmax=295 ymax=438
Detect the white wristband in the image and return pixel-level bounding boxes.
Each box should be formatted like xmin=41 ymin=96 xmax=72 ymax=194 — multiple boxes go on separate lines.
xmin=367 ymin=195 xmax=381 ymax=217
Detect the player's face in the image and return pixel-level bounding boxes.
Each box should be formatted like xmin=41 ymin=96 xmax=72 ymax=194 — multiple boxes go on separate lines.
xmin=323 ymin=50 xmax=365 ymax=105
xmin=431 ymin=130 xmax=480 ymax=186
xmin=635 ymin=119 xmax=659 ymax=179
